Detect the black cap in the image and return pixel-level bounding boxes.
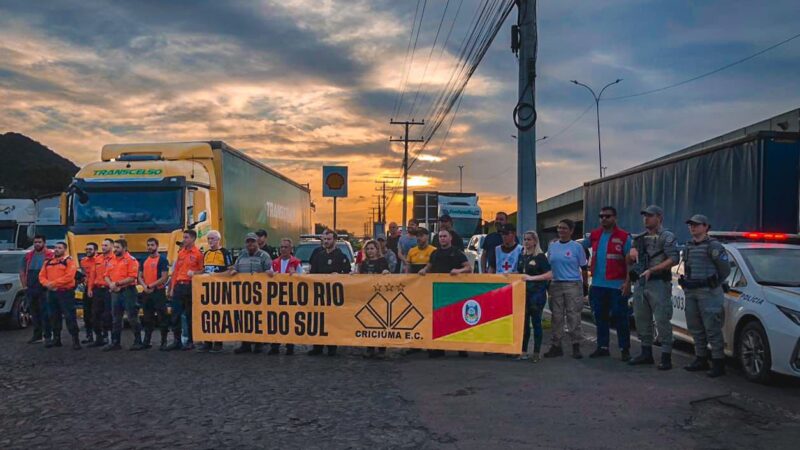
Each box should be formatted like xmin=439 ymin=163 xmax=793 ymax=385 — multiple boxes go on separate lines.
xmin=255 ymin=229 xmax=268 ymax=237
xmin=415 ymin=227 xmax=429 ymax=235
xmin=438 ymin=214 xmax=452 ymax=222
xmin=685 ymin=214 xmax=710 ymax=226
xmin=500 ymin=223 xmax=516 ymax=234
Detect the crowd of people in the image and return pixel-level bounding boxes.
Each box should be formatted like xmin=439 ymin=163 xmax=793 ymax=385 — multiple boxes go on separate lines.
xmin=19 ymin=205 xmax=731 ymax=376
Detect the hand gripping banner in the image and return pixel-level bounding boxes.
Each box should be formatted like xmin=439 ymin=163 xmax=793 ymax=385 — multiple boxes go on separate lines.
xmin=192 ymin=273 xmax=527 ymax=354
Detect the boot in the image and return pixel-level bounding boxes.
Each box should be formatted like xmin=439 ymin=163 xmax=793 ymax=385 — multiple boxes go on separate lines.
xmin=142 ymin=331 xmax=153 ymax=349
xmin=252 ymin=343 xmax=264 ymax=354
xmin=684 ymin=356 xmax=710 ymax=372
xmin=72 ymin=335 xmax=82 ymax=350
xmin=589 ymin=347 xmax=610 ymax=358
xmin=91 ymin=334 xmax=107 ymax=347
xmin=543 ymin=345 xmax=563 ymax=358
xmin=129 ymin=334 xmax=146 ymax=351
xmin=163 ymin=332 xmax=183 ymax=351
xmin=44 ymin=337 xmax=54 ymax=348
xmin=307 ymin=345 xmax=323 ymax=356
xmin=267 ymin=344 xmax=281 ymax=355
xmin=707 ymin=358 xmax=726 ymax=378
xmin=657 ymin=352 xmax=672 ymax=371
xmin=196 ymin=342 xmax=212 ymax=352
xmin=159 ymin=331 xmax=169 ymax=351
xmin=572 ymin=343 xmax=583 ymax=359
xmin=620 ymin=348 xmax=631 ymax=362
xmin=27 ymin=334 xmax=43 ymax=344
xmin=234 ymin=343 xmax=252 ymax=354
xmin=81 ymin=330 xmax=94 ymax=344
xmin=102 ymin=342 xmax=122 ymax=351
xmin=628 ymin=346 xmax=654 ymax=365
xmin=53 ymin=336 xmax=63 ymax=348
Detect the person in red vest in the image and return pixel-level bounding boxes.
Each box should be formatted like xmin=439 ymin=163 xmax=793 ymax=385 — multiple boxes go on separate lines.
xmin=39 ymin=242 xmax=81 ymax=350
xmin=19 ymin=234 xmax=54 ymax=344
xmin=268 ymin=237 xmax=302 ymax=356
xmin=582 ymin=206 xmax=633 ymax=361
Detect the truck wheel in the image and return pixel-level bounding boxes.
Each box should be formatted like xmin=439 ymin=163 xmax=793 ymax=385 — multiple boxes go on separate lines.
xmin=10 ymin=294 xmax=31 ymax=329
xmin=738 ymin=321 xmax=772 ymax=384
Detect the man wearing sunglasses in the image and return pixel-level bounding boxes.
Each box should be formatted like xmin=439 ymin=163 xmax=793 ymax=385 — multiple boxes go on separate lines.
xmin=582 ymin=206 xmax=633 ymax=361
xmin=628 ymin=205 xmax=679 ymax=370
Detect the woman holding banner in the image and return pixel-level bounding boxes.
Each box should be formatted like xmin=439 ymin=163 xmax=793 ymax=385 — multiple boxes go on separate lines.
xmin=517 ymin=231 xmax=552 ymax=362
xmin=358 ymin=240 xmax=390 ymax=359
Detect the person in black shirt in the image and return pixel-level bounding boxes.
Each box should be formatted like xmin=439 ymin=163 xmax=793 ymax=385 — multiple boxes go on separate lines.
xmin=420 ymin=229 xmax=471 ymax=358
xmin=358 ymin=239 xmax=390 ymax=358
xmin=308 ymin=229 xmax=351 ymax=356
xmin=256 ymin=229 xmax=279 ymax=260
xmin=431 ymin=214 xmax=465 ymax=251
xmin=516 ymin=230 xmax=552 ymax=362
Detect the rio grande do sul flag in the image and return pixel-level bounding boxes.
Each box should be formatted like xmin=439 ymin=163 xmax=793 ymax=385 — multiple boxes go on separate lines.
xmin=432 ymin=282 xmax=513 ymax=344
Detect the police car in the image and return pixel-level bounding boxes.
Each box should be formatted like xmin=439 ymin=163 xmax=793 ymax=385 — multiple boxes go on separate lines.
xmin=670 ymin=232 xmax=800 ymax=383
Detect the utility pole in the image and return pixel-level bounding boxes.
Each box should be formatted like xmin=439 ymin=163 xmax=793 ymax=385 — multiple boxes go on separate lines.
xmin=374 ymin=180 xmax=389 ymax=223
xmin=515 ymin=0 xmax=538 ymax=235
xmin=390 ymin=119 xmax=424 ymax=228
xmin=457 ymin=165 xmax=464 ymax=192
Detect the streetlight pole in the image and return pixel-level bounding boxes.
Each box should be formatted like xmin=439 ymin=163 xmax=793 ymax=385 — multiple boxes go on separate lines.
xmin=570 ymin=79 xmax=622 ymax=178
xmin=457 ymin=165 xmax=464 ymax=192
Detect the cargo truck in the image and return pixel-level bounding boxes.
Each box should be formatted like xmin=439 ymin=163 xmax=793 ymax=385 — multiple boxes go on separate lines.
xmin=0 ymin=199 xmax=36 ymax=250
xmin=413 ymin=191 xmax=482 ymax=246
xmin=583 ymin=131 xmax=800 ymax=243
xmin=66 ymin=141 xmax=312 ymax=264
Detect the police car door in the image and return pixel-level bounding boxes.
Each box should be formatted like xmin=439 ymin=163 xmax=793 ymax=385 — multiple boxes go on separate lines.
xmin=722 ymin=248 xmax=746 ymax=352
xmin=670 ymin=250 xmax=691 ymax=342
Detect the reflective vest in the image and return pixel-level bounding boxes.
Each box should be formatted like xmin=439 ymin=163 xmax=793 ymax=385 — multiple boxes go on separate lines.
xmin=589 ymin=227 xmax=628 ymax=281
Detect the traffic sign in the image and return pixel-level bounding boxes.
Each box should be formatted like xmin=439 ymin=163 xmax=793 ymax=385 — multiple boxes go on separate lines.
xmin=323 ymin=166 xmax=348 ymax=198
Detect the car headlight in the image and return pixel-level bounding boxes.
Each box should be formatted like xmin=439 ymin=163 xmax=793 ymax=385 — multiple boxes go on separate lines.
xmin=777 ymin=305 xmax=800 ymax=326
xmin=0 ymin=283 xmax=12 ymax=292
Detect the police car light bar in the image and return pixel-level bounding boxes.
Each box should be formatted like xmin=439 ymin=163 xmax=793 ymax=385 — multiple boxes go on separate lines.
xmin=709 ymin=231 xmax=800 ymax=242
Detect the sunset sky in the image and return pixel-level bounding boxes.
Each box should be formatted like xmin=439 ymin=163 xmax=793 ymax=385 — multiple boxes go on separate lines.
xmin=1 ymin=0 xmax=798 ymax=231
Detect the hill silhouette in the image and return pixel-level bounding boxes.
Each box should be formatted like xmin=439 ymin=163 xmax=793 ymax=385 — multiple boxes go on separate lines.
xmin=0 ymin=132 xmax=79 ymax=199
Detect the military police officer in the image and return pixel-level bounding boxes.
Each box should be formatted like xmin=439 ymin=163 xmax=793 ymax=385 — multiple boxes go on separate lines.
xmin=628 ymin=205 xmax=680 ymax=370
xmin=680 ymin=214 xmax=731 ymax=378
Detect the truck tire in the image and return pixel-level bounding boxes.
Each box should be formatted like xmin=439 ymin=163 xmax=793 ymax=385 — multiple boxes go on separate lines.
xmin=738 ymin=321 xmax=772 ymax=384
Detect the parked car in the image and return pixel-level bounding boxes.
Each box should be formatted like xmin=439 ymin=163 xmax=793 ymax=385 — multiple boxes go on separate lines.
xmin=294 ymin=239 xmax=355 ymax=274
xmin=465 ymin=234 xmax=486 ymax=273
xmin=0 ymin=250 xmax=30 ymax=329
xmin=670 ymin=232 xmax=800 ymax=383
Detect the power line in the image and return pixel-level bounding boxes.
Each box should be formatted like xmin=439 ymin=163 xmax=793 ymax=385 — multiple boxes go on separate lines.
xmin=537 ymin=102 xmax=594 ymax=147
xmin=408 ymin=0 xmax=451 ymax=119
xmin=391 ymin=0 xmax=422 ymax=119
xmin=607 ymin=30 xmax=800 ymax=101
xmin=395 ymin=0 xmax=428 ymax=119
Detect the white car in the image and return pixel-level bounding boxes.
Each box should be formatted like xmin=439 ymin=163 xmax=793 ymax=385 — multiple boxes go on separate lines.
xmin=670 ymin=232 xmax=800 ymax=383
xmin=0 ymin=250 xmax=30 ymax=329
xmin=465 ymin=234 xmax=486 ymax=273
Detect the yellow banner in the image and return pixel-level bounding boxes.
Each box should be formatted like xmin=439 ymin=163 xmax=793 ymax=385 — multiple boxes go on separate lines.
xmin=192 ymin=273 xmax=527 ymax=354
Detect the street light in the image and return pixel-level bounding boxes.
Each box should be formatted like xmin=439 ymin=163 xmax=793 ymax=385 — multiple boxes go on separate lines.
xmin=570 ymin=78 xmax=622 ymax=178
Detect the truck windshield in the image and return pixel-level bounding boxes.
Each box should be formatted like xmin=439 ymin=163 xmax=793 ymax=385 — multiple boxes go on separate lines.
xmin=739 ymin=248 xmax=800 ymax=287
xmin=0 ymin=227 xmax=14 ymax=246
xmin=73 ymin=188 xmax=182 ymax=232
xmin=452 ymin=218 xmax=480 ymax=243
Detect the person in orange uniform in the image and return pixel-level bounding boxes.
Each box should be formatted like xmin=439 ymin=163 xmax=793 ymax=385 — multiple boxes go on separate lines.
xmin=79 ymin=242 xmax=98 ymax=345
xmin=138 ymin=238 xmax=170 ymax=350
xmin=164 ymin=230 xmax=203 ymax=351
xmin=103 ymin=239 xmax=143 ymax=351
xmin=89 ymin=238 xmax=114 ymax=347
xmin=39 ymin=242 xmax=81 ymax=350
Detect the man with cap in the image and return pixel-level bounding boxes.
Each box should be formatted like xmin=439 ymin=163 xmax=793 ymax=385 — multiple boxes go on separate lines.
xmin=256 ymin=229 xmax=279 ymax=260
xmin=431 ymin=214 xmax=464 ymax=251
xmin=628 ymin=205 xmax=680 ymax=370
xmin=491 ymin=224 xmax=522 ymax=274
xmin=680 ymin=214 xmax=731 ymax=377
xmin=230 ymin=232 xmax=273 ymax=354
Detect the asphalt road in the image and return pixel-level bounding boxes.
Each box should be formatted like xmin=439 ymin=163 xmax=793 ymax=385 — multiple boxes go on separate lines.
xmin=1 ymin=321 xmax=799 ymax=449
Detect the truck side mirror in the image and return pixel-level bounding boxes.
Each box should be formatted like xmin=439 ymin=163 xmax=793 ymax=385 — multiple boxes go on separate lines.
xmin=188 ymin=210 xmax=208 ymax=229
